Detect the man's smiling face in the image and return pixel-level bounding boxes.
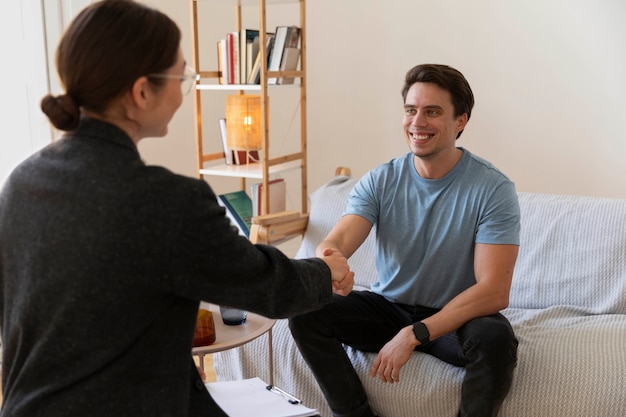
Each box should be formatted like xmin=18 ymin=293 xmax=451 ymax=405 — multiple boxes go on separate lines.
xmin=403 ymin=82 xmax=467 ymax=160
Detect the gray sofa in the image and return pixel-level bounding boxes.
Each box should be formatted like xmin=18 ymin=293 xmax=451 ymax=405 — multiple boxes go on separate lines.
xmin=215 ymin=174 xmax=626 ymax=416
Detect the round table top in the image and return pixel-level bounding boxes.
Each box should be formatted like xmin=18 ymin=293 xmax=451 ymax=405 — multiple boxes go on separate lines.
xmin=191 ymin=302 xmax=276 ymax=354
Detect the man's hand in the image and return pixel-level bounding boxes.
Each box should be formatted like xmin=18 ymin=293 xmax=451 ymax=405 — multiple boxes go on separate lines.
xmin=370 ymin=326 xmax=418 ymax=383
xmin=332 ymin=269 xmax=354 ymax=296
xmin=320 ymin=247 xmax=354 ymax=296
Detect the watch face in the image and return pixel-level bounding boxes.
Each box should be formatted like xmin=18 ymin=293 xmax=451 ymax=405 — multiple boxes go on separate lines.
xmin=413 ymin=322 xmax=430 ymax=343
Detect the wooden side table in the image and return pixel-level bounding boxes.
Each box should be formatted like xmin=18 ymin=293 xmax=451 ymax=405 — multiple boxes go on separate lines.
xmin=192 ymin=302 xmax=276 ymax=384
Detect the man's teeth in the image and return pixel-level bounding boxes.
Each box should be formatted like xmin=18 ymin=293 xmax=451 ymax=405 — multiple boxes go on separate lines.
xmin=413 ymin=134 xmax=432 ymax=140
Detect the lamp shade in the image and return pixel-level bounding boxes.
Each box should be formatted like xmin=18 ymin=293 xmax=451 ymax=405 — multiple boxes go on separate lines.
xmin=226 ymin=94 xmax=264 ymax=150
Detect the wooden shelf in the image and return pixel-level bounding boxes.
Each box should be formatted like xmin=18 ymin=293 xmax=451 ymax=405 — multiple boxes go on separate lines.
xmin=199 ymin=160 xmax=301 ymax=179
xmin=195 ymin=83 xmax=300 ymax=92
xmin=191 ymin=0 xmax=308 ymax=213
xmin=197 ymin=0 xmax=299 ymax=6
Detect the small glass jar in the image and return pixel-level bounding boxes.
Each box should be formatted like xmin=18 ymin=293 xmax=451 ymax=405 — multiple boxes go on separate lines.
xmin=193 ymin=308 xmax=216 ymax=346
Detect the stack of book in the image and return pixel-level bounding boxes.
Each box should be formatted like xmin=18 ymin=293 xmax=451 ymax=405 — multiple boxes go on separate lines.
xmin=217 ymin=25 xmax=301 ymax=85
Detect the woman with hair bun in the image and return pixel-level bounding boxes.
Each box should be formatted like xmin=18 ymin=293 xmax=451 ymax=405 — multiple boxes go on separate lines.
xmin=0 ymin=1 xmax=352 ymax=416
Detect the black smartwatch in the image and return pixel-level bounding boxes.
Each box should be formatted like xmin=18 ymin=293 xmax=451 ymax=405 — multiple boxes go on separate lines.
xmin=412 ymin=321 xmax=430 ymax=345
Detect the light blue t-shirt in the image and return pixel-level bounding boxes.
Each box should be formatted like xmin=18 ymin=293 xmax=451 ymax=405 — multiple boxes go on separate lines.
xmin=344 ymin=148 xmax=520 ymax=308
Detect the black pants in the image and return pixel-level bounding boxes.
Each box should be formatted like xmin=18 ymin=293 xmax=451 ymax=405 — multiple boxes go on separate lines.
xmin=289 ymin=291 xmax=518 ymax=417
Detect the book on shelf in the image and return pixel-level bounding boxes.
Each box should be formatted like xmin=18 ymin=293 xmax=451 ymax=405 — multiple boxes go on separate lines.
xmin=268 ymin=26 xmax=300 ymax=85
xmin=217 ymin=38 xmax=227 ymax=85
xmin=217 ymin=190 xmax=253 ymax=237
xmin=240 ymin=29 xmax=260 ymax=84
xmin=276 ymin=47 xmax=300 ymax=85
xmin=226 ymin=31 xmax=240 ymax=84
xmin=251 ymin=178 xmax=286 ymax=216
xmin=232 ymin=149 xmax=260 ymax=165
xmin=247 ymin=33 xmax=275 ymax=84
xmin=219 ymin=30 xmax=281 ymax=85
xmin=246 ymin=36 xmax=259 ymax=82
xmin=218 ymin=118 xmax=233 ymax=165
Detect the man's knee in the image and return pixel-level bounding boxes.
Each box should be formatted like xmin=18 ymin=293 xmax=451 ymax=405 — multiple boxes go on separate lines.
xmin=460 ymin=315 xmax=518 ymax=360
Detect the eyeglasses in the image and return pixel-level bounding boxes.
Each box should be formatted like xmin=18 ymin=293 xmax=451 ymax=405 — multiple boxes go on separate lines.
xmin=147 ymin=65 xmax=200 ymax=95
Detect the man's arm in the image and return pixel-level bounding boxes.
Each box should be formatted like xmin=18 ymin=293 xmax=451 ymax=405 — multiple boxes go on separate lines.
xmin=316 ymin=214 xmax=373 ymax=259
xmin=421 ymin=243 xmax=518 ymax=339
xmin=371 ymin=243 xmax=519 ymax=383
xmin=316 ymin=214 xmax=373 ymax=295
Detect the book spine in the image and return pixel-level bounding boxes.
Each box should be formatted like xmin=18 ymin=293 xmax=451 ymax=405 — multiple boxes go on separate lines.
xmin=218 ymin=194 xmax=250 ymax=237
xmin=256 ymin=178 xmax=286 ymax=215
xmin=217 ymin=40 xmax=223 ymax=85
xmin=226 ymin=33 xmax=235 ymax=84
xmin=228 ymin=32 xmax=240 ymax=84
xmin=277 ymin=47 xmax=300 ymax=85
xmin=218 ymin=118 xmax=232 ymax=165
xmin=251 ymin=183 xmax=261 ymax=216
xmin=267 ymin=26 xmax=288 ymax=85
xmin=240 ymin=29 xmax=260 ymax=84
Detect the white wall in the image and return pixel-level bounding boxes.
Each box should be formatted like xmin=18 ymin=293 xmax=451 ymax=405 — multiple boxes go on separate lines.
xmin=5 ymin=1 xmax=624 ymax=199
xmin=138 ymin=0 xmax=626 ymax=199
xmin=304 ymin=0 xmax=626 ymax=198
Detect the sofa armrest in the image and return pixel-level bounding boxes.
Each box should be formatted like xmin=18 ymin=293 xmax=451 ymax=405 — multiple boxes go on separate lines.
xmin=249 ymin=211 xmax=309 ymax=245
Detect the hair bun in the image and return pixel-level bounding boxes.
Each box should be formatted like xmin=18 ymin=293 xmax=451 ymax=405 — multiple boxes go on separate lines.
xmin=40 ymin=94 xmax=80 ymax=131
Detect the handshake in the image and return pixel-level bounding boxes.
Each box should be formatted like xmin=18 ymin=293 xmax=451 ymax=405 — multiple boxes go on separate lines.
xmin=319 ymin=247 xmax=354 ymax=296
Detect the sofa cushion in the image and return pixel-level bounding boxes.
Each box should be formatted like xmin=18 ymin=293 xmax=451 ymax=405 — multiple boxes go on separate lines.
xmin=501 ymin=307 xmax=626 ymax=415
xmin=511 ymin=192 xmax=626 ymax=314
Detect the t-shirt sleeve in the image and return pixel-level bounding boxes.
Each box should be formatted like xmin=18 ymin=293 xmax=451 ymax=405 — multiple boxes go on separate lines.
xmin=343 ymin=171 xmax=379 ymax=226
xmin=475 ymin=181 xmax=521 ymax=245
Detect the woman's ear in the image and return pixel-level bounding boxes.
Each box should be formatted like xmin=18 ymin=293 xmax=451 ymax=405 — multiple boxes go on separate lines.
xmin=130 ymin=76 xmax=150 ymax=110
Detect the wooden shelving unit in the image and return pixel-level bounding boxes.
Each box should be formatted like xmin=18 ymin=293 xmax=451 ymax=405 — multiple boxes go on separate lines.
xmin=190 ymin=0 xmax=308 ymax=215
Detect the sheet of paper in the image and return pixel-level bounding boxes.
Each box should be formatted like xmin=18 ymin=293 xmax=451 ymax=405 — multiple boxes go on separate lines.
xmin=205 ymin=377 xmax=318 ymax=417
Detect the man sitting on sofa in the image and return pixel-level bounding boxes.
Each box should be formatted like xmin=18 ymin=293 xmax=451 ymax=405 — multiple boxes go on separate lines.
xmin=289 ymin=64 xmax=521 ymax=417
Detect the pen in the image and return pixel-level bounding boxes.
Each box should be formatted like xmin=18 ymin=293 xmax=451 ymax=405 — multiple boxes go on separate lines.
xmin=266 ymin=385 xmax=302 ymax=404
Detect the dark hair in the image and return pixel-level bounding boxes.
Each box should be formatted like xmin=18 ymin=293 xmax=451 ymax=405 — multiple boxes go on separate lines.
xmin=40 ymin=0 xmax=181 ymax=131
xmin=401 ymin=64 xmax=474 ymax=139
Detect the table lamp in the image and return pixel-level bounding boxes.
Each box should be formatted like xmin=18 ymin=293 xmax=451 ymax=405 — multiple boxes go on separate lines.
xmin=226 ymin=94 xmax=263 ymax=164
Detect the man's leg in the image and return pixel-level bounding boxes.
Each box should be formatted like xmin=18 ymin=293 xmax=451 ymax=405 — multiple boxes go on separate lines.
xmin=289 ymin=291 xmax=406 ymax=417
xmin=456 ymin=314 xmax=518 ymax=417
xmin=418 ymin=313 xmax=517 ymax=416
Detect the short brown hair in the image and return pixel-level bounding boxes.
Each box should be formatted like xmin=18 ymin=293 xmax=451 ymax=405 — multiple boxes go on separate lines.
xmin=41 ymin=0 xmax=181 ymax=131
xmin=401 ymin=64 xmax=474 ymax=138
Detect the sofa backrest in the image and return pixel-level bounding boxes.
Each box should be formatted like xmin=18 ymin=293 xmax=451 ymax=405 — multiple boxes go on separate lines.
xmin=295 ymin=175 xmax=377 ymax=290
xmin=297 ymin=176 xmax=626 ymax=314
xmin=511 ymin=192 xmax=626 ymax=314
